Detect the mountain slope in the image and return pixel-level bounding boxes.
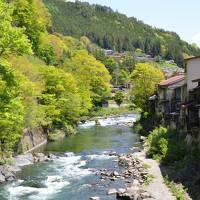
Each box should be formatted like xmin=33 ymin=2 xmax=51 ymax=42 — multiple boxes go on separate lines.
xmin=43 ymin=0 xmax=200 ymax=65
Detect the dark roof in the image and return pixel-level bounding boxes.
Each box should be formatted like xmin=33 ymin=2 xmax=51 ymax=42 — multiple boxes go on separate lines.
xmin=159 ymin=75 xmax=185 ymax=87
xmin=192 ymin=78 xmax=200 ymax=83
xmin=184 ymin=55 xmax=200 ymax=62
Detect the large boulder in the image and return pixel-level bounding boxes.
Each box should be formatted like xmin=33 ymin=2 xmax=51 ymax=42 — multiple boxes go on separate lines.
xmin=0 ymin=172 xmax=5 ymax=183
xmin=0 ymin=165 xmax=15 ymax=182
xmin=14 ymin=153 xmax=34 ymax=167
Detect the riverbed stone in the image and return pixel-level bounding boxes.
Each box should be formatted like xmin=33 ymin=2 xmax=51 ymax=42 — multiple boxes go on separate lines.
xmin=113 ymin=171 xmax=119 ymax=176
xmin=34 ymin=153 xmax=47 ymax=162
xmin=89 ymin=197 xmax=100 ymax=200
xmin=140 ymin=191 xmax=152 ymax=199
xmin=110 ymin=177 xmax=117 ymax=181
xmin=0 ymin=172 xmax=5 ymax=183
xmin=47 ymin=153 xmax=57 ymax=160
xmin=0 ymin=165 xmax=15 ymax=180
xmin=132 ymin=179 xmax=140 ymax=186
xmin=14 ymin=153 xmax=34 ymax=167
xmin=118 ymin=188 xmax=126 ymax=193
xmin=5 ymin=164 xmax=21 ymax=173
xmin=116 ymin=192 xmax=134 ymax=200
xmin=107 ymin=188 xmax=117 ymax=195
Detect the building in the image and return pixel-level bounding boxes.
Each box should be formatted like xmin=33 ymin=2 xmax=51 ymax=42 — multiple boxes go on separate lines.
xmin=181 ymin=57 xmax=200 ymax=146
xmin=184 ymin=56 xmax=200 ymax=91
xmin=104 ymin=49 xmax=114 ymax=56
xmin=156 ymin=75 xmax=185 ymax=129
xmin=154 ymin=56 xmax=200 ymax=148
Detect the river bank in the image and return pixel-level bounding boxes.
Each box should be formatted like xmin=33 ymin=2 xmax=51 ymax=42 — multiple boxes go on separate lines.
xmin=89 ymin=146 xmax=175 ymax=200
xmin=0 ymin=146 xmax=175 ymax=200
xmin=0 ymin=114 xmax=138 ymax=185
xmin=0 ymin=114 xmax=177 ymax=200
xmin=0 ymin=152 xmax=58 ymax=184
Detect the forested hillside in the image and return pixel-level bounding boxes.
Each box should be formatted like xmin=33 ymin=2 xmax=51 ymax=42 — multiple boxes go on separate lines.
xmin=44 ymin=0 xmax=200 ymax=65
xmin=0 ymin=0 xmax=111 ymax=161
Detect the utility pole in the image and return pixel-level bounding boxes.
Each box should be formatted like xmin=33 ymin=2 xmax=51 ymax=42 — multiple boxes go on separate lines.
xmin=115 ymin=63 xmax=119 ymax=86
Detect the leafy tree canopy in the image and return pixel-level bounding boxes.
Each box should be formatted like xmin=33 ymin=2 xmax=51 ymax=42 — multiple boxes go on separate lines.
xmin=130 ymin=63 xmax=164 ymax=109
xmin=0 ymin=1 xmax=32 ymax=57
xmin=114 ymin=90 xmax=125 ymax=107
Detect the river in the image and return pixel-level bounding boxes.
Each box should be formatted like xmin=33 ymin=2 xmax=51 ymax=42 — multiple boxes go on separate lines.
xmin=0 ymin=114 xmax=139 ymax=200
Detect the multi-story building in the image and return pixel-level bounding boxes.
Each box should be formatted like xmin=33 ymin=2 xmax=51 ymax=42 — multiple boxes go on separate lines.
xmin=155 ymin=56 xmax=200 ymax=147
xmin=181 ymin=57 xmax=200 ymax=146
xmin=156 ymin=75 xmax=185 ymax=129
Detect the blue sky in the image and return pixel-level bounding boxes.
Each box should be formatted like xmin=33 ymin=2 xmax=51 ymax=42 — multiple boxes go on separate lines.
xmin=72 ymin=0 xmax=200 ymax=46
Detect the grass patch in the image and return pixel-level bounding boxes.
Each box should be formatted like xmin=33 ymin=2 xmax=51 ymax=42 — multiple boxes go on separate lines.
xmin=143 ymin=174 xmax=154 ymax=186
xmin=164 ymin=176 xmax=188 ymax=200
xmin=142 ymin=163 xmax=151 ymax=169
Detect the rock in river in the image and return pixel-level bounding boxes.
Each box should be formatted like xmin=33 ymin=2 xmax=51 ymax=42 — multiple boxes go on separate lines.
xmin=107 ymin=188 xmax=117 ymax=195
xmin=89 ymin=197 xmax=100 ymax=200
xmin=0 ymin=172 xmax=5 ymax=183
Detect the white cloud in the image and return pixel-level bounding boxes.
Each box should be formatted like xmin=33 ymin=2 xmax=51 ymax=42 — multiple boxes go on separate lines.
xmin=191 ymin=32 xmax=200 ymax=47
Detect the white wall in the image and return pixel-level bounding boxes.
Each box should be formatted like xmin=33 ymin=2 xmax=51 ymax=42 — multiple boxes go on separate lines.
xmin=187 ymin=58 xmax=200 ymax=91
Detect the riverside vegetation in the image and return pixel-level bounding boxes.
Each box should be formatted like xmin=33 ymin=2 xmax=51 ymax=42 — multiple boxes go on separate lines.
xmin=0 ymin=0 xmax=112 ymax=163
xmin=0 ymin=0 xmax=168 ymax=164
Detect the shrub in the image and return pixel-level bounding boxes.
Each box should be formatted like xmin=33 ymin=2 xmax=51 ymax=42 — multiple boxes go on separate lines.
xmin=64 ymin=124 xmax=76 ymax=136
xmin=48 ymin=129 xmax=65 ymax=141
xmin=146 ymin=126 xmax=187 ymax=164
xmin=133 ymin=123 xmax=143 ymax=133
xmin=114 ymin=90 xmax=125 ymax=107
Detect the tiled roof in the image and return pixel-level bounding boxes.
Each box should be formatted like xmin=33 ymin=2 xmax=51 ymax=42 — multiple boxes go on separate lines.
xmin=159 ymin=75 xmax=185 ymax=87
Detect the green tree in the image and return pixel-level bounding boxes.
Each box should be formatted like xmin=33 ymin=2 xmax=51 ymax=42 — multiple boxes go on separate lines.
xmin=0 ymin=1 xmax=34 ymax=160
xmin=114 ymin=90 xmax=125 ymax=107
xmin=37 ymin=44 xmax=58 ymax=65
xmin=104 ymin=57 xmax=117 ymax=74
xmin=12 ymin=0 xmax=51 ymax=52
xmin=0 ymin=59 xmax=24 ymax=161
xmin=130 ymin=63 xmax=164 ymax=109
xmin=41 ymin=66 xmax=81 ymax=129
xmin=0 ymin=1 xmax=32 ymax=57
xmin=117 ymin=69 xmax=129 ymax=86
xmin=121 ymin=55 xmax=135 ymax=73
xmin=62 ymin=50 xmax=111 ymax=108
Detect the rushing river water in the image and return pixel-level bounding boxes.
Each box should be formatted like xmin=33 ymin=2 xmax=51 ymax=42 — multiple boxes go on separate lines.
xmin=0 ymin=114 xmax=139 ymax=200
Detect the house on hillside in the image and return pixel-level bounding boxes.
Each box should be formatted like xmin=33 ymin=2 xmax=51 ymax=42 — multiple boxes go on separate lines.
xmin=104 ymin=49 xmax=113 ymax=56
xmin=156 ymin=75 xmax=186 ymax=129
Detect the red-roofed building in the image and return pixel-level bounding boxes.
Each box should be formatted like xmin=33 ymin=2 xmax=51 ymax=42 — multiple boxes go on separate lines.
xmin=156 ymin=74 xmax=186 ymax=128
xmin=152 ymin=56 xmax=200 ymax=148
xmin=159 ymin=75 xmax=185 ymax=87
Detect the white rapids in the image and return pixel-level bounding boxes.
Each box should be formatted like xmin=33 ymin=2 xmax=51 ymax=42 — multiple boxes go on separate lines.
xmin=79 ymin=114 xmax=138 ymax=128
xmin=3 ymin=151 xmax=117 ymax=200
